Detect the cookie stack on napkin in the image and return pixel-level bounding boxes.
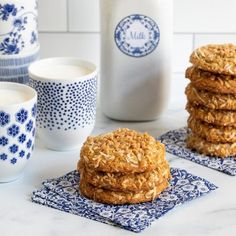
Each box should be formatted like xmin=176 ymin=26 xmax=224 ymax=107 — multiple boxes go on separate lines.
xmin=185 ymin=44 xmax=236 ymax=158
xmin=78 ymin=128 xmax=171 ymax=205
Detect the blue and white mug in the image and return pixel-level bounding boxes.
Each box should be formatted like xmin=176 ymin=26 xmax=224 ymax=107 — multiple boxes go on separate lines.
xmin=0 ymin=82 xmax=37 ymax=182
xmin=29 ymin=58 xmax=98 ymax=151
xmin=0 ymin=0 xmax=38 ymax=55
xmin=0 ymin=45 xmax=40 ymax=83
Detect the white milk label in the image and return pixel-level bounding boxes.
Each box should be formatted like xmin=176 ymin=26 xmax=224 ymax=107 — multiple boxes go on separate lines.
xmin=114 ymin=14 xmax=160 ymax=58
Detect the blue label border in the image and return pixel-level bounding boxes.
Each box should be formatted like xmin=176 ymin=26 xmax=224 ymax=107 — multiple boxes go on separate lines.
xmin=114 ymin=14 xmax=160 ymax=58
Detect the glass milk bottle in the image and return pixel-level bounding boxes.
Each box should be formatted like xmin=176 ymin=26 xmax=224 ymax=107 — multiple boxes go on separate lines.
xmin=100 ymin=0 xmax=173 ymax=121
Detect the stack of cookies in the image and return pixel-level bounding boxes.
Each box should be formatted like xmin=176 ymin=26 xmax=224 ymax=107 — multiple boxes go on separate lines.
xmin=185 ymin=44 xmax=236 ymax=158
xmin=78 ymin=128 xmax=171 ymax=205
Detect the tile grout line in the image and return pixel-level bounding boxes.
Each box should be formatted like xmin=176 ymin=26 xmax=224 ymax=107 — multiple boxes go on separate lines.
xmin=38 ymin=31 xmax=236 ymax=36
xmin=192 ymin=33 xmax=196 ymax=50
xmin=39 ymin=31 xmax=100 ymax=34
xmin=174 ymin=32 xmax=236 ymax=35
xmin=66 ymin=0 xmax=69 ymax=32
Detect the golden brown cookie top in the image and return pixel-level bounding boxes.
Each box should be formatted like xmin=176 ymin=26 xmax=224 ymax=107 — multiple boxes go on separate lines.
xmin=190 ymin=44 xmax=236 ymax=75
xmin=80 ymin=128 xmax=165 ymax=173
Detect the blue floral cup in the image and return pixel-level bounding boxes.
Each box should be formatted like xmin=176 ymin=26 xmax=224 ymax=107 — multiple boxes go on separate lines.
xmin=0 ymin=82 xmax=37 ymax=182
xmin=29 ymin=58 xmax=98 ymax=151
xmin=0 ymin=0 xmax=38 ymax=55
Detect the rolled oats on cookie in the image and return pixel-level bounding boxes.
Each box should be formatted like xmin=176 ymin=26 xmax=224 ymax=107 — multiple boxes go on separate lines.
xmin=190 ymin=44 xmax=236 ymax=75
xmin=78 ymin=159 xmax=171 ymax=193
xmin=186 ymin=103 xmax=236 ymax=127
xmin=79 ymin=177 xmax=169 ymax=205
xmin=186 ymin=66 xmax=236 ymax=94
xmin=186 ymin=133 xmax=236 ymax=158
xmin=185 ymin=83 xmax=236 ymax=110
xmin=185 ymin=43 xmax=236 ymax=158
xmin=78 ymin=128 xmax=171 ymax=204
xmin=188 ymin=116 xmax=236 ymax=143
xmin=80 ymin=128 xmax=165 ymax=173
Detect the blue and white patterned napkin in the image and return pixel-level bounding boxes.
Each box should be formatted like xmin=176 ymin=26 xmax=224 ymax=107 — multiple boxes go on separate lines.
xmin=158 ymin=127 xmax=236 ymax=176
xmin=32 ymin=168 xmax=217 ymax=233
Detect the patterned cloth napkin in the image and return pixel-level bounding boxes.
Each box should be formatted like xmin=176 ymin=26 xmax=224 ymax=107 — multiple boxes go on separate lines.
xmin=32 ymin=168 xmax=217 ymax=233
xmin=158 ymin=127 xmax=236 ymax=176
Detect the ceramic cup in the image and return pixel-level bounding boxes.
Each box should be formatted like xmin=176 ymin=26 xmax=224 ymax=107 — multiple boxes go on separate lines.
xmin=0 ymin=0 xmax=38 ymax=55
xmin=0 ymin=82 xmax=37 ymax=183
xmin=0 ymin=45 xmax=40 ymax=83
xmin=29 ymin=58 xmax=98 ymax=151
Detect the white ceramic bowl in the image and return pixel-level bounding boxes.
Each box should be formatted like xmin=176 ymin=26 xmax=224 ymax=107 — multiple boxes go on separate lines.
xmin=0 ymin=82 xmax=37 ymax=182
xmin=0 ymin=0 xmax=38 ymax=55
xmin=29 ymin=58 xmax=98 ymax=151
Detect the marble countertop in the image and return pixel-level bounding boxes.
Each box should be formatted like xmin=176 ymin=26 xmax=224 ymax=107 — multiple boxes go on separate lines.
xmin=1 ymin=78 xmax=236 ymax=236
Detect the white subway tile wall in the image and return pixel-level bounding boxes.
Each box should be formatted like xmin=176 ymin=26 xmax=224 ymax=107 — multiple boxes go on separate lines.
xmin=173 ymin=34 xmax=193 ymax=73
xmin=39 ymin=33 xmax=100 ymax=63
xmin=69 ymin=0 xmax=100 ymax=32
xmin=174 ymin=0 xmax=236 ymax=33
xmin=38 ymin=0 xmax=236 ymax=74
xmin=38 ymin=0 xmax=67 ymax=32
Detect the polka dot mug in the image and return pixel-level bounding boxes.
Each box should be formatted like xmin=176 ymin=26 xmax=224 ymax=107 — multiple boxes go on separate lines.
xmin=29 ymin=58 xmax=98 ymax=151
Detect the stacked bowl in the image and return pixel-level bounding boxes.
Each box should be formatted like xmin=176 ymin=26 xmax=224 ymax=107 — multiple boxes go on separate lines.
xmin=0 ymin=0 xmax=39 ymax=84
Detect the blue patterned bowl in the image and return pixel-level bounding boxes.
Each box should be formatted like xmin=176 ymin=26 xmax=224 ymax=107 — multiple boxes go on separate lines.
xmin=0 ymin=0 xmax=38 ymax=55
xmin=0 ymin=82 xmax=37 ymax=182
xmin=0 ymin=45 xmax=39 ymax=83
xmin=29 ymin=58 xmax=98 ymax=151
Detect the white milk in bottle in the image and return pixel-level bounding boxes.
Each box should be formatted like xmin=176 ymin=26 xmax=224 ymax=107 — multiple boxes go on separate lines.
xmin=100 ymin=0 xmax=173 ymax=121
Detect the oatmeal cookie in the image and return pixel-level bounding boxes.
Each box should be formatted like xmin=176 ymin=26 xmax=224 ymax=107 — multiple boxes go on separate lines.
xmin=78 ymin=159 xmax=171 ymax=192
xmin=190 ymin=44 xmax=236 ymax=75
xmin=186 ymin=133 xmax=236 ymax=158
xmin=186 ymin=66 xmax=236 ymax=94
xmin=185 ymin=83 xmax=236 ymax=110
xmin=79 ymin=177 xmax=169 ymax=205
xmin=80 ymin=128 xmax=165 ymax=173
xmin=186 ymin=103 xmax=236 ymax=127
xmin=188 ymin=116 xmax=236 ymax=143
